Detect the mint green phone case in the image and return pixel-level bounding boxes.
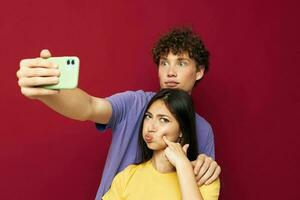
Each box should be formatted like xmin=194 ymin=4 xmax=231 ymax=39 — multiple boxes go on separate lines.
xmin=43 ymin=56 xmax=79 ymax=89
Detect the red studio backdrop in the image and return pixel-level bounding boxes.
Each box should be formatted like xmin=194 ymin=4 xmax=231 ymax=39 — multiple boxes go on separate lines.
xmin=0 ymin=0 xmax=299 ymax=199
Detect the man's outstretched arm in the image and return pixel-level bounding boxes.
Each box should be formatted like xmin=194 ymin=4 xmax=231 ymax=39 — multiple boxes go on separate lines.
xmin=17 ymin=49 xmax=112 ymax=124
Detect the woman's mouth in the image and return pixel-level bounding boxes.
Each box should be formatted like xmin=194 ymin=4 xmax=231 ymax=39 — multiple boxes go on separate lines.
xmin=144 ymin=134 xmax=153 ymax=143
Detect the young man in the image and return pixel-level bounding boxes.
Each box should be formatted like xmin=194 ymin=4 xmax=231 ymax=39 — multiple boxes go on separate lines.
xmin=17 ymin=27 xmax=221 ymax=199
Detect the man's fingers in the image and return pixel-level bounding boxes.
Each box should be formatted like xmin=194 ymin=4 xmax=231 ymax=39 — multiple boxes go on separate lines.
xmin=20 ymin=87 xmax=59 ymax=97
xmin=40 ymin=49 xmax=52 ymax=58
xmin=18 ymin=77 xmax=59 ymax=87
xmin=20 ymin=58 xmax=58 ymax=69
xmin=194 ymin=159 xmax=204 ymax=175
xmin=193 ymin=156 xmax=204 ymax=175
xmin=196 ymin=162 xmax=210 ymax=186
xmin=19 ymin=49 xmax=54 ymax=70
xmin=17 ymin=49 xmax=59 ymax=99
xmin=17 ymin=68 xmax=60 ymax=78
xmin=197 ymin=160 xmax=217 ymax=185
xmin=205 ymin=166 xmax=221 ymax=185
xmin=195 ymin=157 xmax=211 ymax=181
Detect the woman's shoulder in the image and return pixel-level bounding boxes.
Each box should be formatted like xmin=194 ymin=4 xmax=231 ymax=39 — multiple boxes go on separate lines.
xmin=119 ymin=164 xmax=139 ymax=176
xmin=118 ymin=162 xmax=149 ymax=178
xmin=112 ymin=162 xmax=149 ymax=189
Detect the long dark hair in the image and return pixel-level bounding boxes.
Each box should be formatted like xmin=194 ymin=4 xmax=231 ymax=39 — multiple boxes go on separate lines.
xmin=137 ymin=88 xmax=198 ymax=163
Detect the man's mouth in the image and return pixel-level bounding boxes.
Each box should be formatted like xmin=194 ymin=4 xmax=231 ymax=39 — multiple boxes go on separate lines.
xmin=164 ymin=81 xmax=179 ymax=88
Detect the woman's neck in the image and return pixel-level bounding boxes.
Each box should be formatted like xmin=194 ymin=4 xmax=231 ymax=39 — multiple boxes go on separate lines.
xmin=151 ymin=150 xmax=176 ymax=173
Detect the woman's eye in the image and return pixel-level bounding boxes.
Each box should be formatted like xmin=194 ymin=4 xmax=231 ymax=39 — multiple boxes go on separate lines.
xmin=159 ymin=118 xmax=169 ymax=123
xmin=144 ymin=114 xmax=151 ymax=120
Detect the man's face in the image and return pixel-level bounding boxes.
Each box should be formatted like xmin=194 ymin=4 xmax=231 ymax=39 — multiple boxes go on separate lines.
xmin=158 ymin=52 xmax=204 ymax=94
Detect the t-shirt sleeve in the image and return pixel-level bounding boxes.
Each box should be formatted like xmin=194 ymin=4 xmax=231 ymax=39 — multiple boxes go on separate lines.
xmin=95 ymin=91 xmax=137 ymax=132
xmin=195 ymin=115 xmax=215 ymax=159
xmin=102 ymin=172 xmax=125 ymax=200
xmin=102 ymin=165 xmax=136 ymax=200
xmin=203 ymin=125 xmax=215 ymax=159
xmin=199 ymin=178 xmax=220 ymax=200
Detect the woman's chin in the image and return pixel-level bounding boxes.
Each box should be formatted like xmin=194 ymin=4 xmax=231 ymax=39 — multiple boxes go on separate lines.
xmin=147 ymin=143 xmax=166 ymax=151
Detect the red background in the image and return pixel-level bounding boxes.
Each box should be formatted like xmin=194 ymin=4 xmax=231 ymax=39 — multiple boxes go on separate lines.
xmin=1 ymin=0 xmax=299 ymax=199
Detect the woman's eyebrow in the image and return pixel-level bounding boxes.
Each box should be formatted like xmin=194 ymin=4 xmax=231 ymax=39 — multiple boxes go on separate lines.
xmin=157 ymin=114 xmax=171 ymax=119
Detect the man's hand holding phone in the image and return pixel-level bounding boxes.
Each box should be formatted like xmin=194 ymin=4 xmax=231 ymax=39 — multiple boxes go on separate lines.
xmin=17 ymin=49 xmax=79 ymax=99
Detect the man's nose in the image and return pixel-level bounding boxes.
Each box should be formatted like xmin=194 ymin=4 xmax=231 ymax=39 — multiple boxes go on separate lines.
xmin=167 ymin=65 xmax=177 ymax=77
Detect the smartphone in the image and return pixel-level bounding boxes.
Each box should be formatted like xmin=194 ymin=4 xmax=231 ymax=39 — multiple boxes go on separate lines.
xmin=43 ymin=56 xmax=80 ymax=89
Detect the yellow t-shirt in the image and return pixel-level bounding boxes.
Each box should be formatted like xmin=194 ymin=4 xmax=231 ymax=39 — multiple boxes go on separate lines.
xmin=103 ymin=161 xmax=220 ymax=200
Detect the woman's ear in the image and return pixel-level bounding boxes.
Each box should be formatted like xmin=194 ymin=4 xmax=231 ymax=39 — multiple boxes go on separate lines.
xmin=196 ymin=68 xmax=205 ymax=81
xmin=177 ymin=132 xmax=183 ymax=144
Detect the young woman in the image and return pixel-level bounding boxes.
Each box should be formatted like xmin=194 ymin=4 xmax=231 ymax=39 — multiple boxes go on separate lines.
xmin=102 ymin=89 xmax=220 ymax=200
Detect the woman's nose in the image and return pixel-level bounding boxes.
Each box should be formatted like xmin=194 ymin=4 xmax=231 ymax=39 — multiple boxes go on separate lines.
xmin=147 ymin=119 xmax=157 ymax=132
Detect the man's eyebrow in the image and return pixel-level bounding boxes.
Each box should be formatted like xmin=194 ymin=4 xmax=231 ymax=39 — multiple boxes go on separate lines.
xmin=178 ymin=57 xmax=191 ymax=61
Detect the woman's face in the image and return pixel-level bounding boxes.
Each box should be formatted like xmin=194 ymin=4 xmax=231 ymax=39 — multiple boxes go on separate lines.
xmin=142 ymin=100 xmax=181 ymax=150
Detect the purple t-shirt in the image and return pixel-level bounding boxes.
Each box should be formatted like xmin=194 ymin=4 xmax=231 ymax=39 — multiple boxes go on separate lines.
xmin=94 ymin=90 xmax=215 ymax=199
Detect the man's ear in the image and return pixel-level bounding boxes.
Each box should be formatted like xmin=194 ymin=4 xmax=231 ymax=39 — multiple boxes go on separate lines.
xmin=196 ymin=67 xmax=205 ymax=81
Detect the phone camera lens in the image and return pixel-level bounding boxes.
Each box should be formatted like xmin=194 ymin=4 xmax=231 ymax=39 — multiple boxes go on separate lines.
xmin=71 ymin=60 xmax=75 ymax=65
xmin=67 ymin=60 xmax=70 ymax=65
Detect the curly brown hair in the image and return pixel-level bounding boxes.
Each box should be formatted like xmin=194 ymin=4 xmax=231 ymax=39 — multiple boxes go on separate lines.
xmin=152 ymin=27 xmax=210 ymax=73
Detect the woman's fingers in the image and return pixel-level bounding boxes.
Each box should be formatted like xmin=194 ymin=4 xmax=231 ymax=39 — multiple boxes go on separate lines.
xmin=182 ymin=144 xmax=189 ymax=155
xmin=163 ymin=136 xmax=172 ymax=146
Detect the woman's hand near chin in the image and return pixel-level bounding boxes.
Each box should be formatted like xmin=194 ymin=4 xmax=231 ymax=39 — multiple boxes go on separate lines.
xmin=162 ymin=136 xmax=191 ymax=168
xmin=163 ymin=136 xmax=203 ymax=200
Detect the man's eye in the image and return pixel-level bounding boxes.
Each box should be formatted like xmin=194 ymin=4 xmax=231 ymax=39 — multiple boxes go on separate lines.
xmin=160 ymin=61 xmax=167 ymax=66
xmin=179 ymin=61 xmax=186 ymax=67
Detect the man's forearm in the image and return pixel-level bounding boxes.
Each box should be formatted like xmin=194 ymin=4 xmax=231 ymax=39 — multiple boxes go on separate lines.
xmin=38 ymin=88 xmax=94 ymax=121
